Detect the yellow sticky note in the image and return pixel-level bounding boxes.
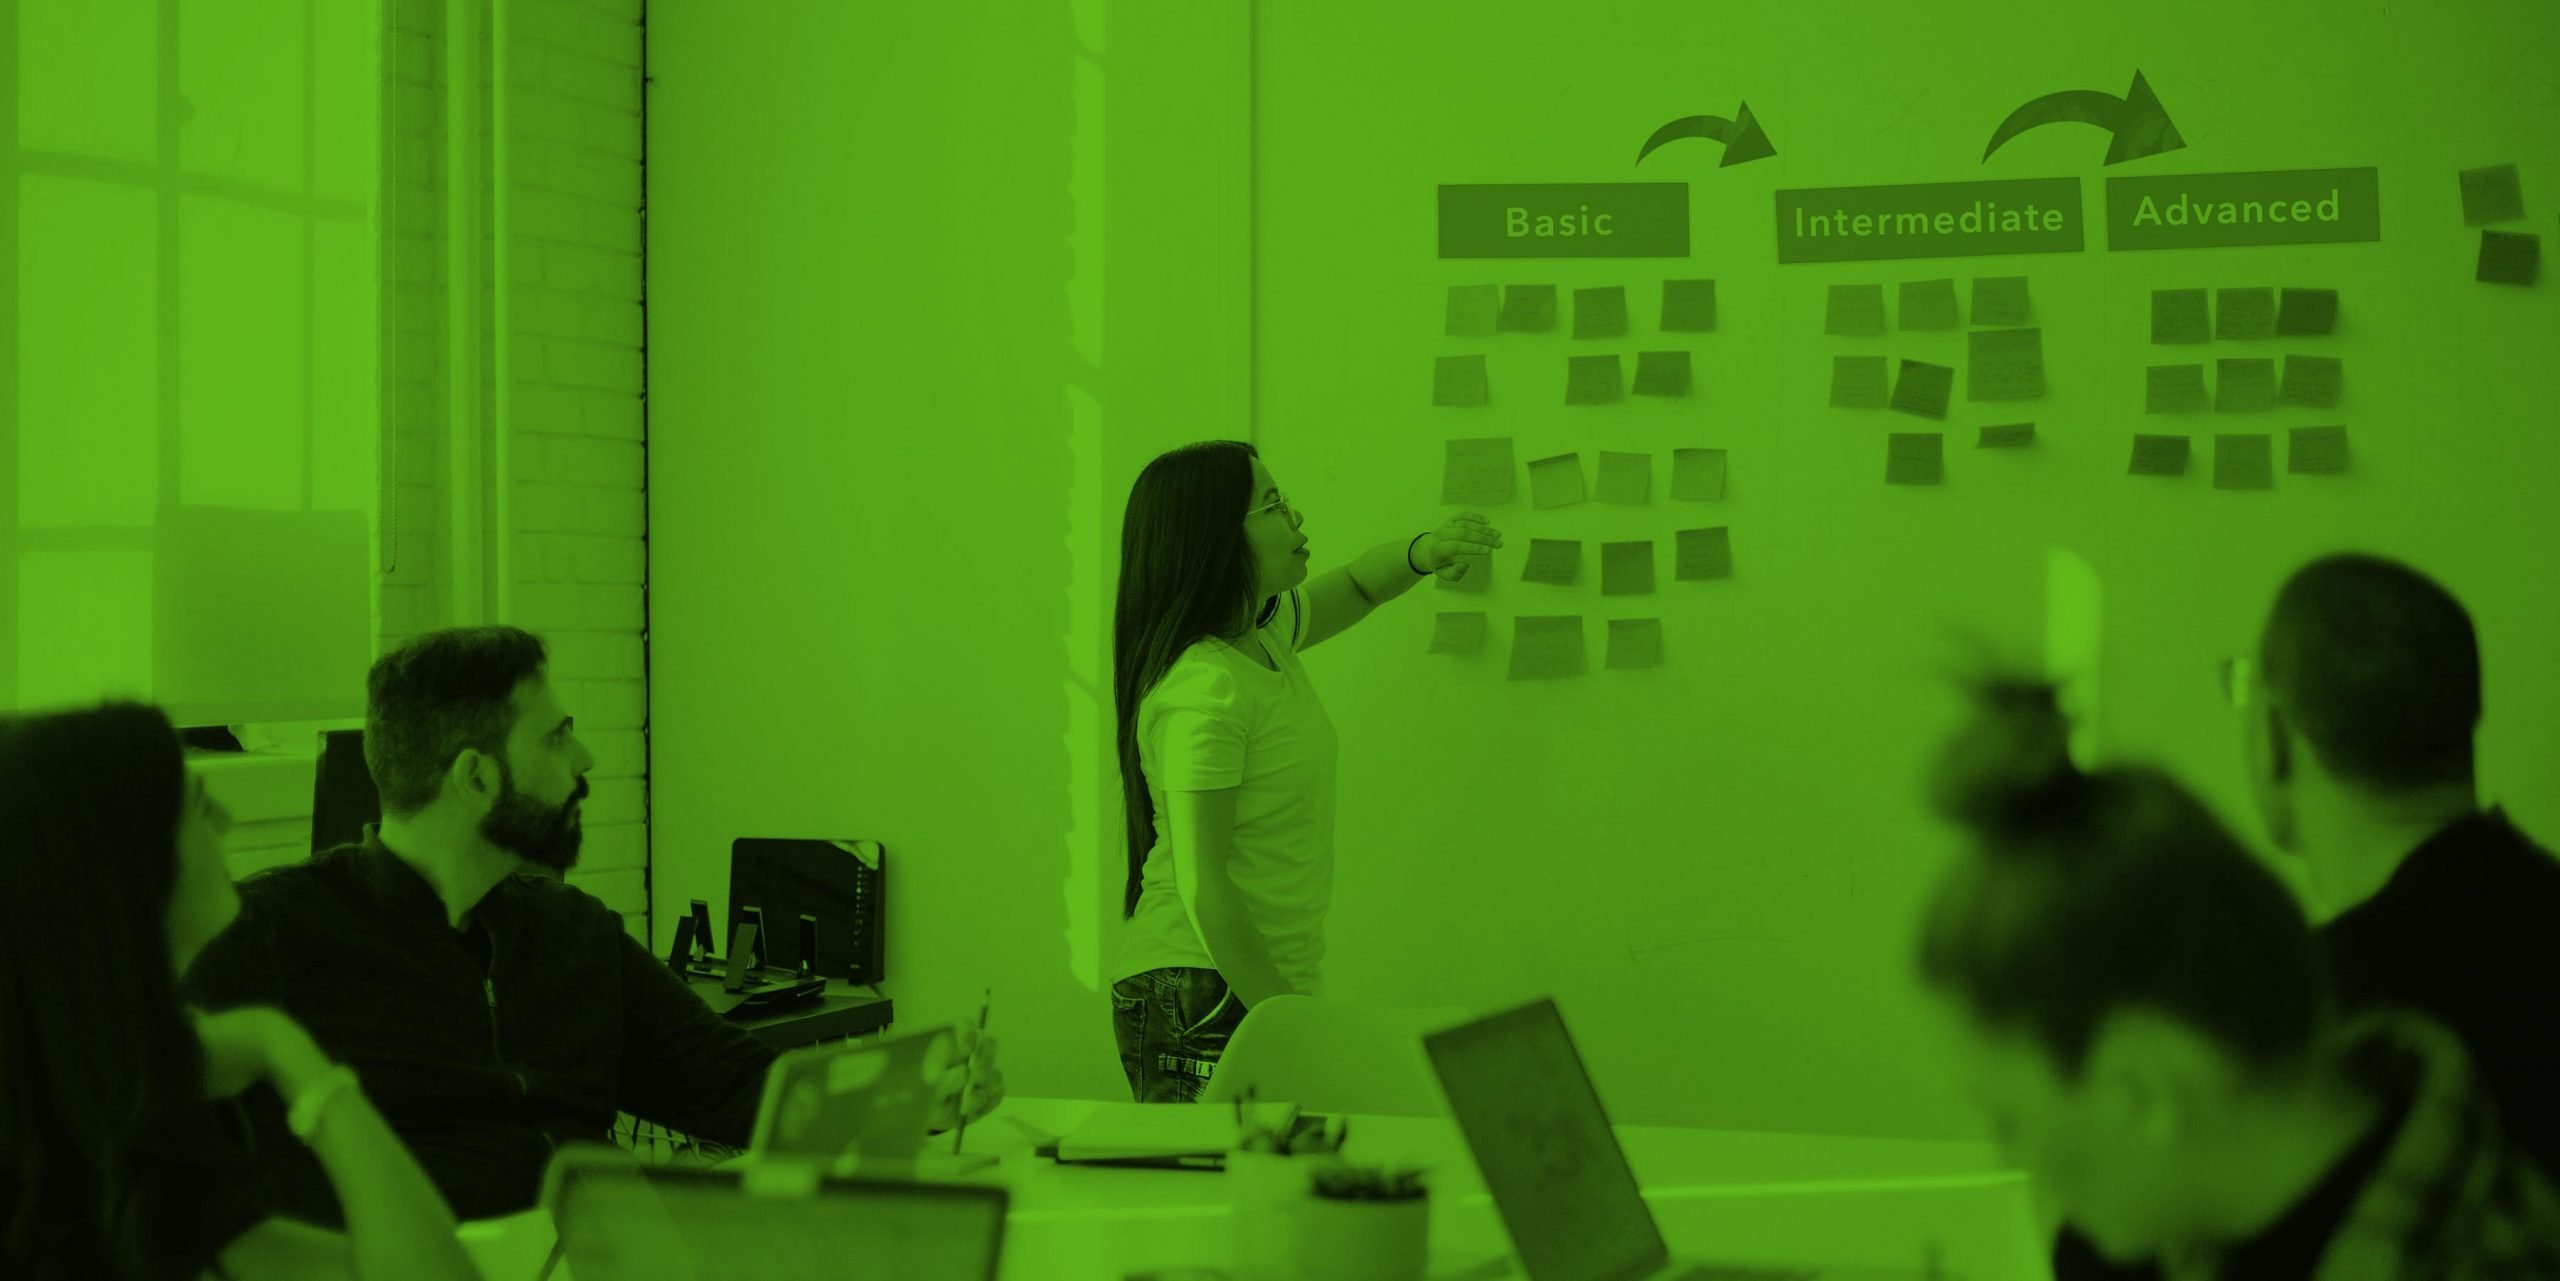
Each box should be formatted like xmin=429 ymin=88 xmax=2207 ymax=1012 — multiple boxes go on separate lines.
xmin=1674 ymin=527 xmax=1733 ymax=581
xmin=1506 ymin=616 xmax=1586 ymax=680
xmin=1600 ymin=540 xmax=1655 ymax=596
xmin=2130 ymin=434 xmax=2191 ymax=476
xmin=2213 ymin=434 xmax=2273 ymax=490
xmin=1445 ymin=284 xmax=1500 ymax=337
xmin=1527 ymin=453 xmax=1587 ymax=508
xmin=2278 ymin=355 xmax=2341 ymax=409
xmin=1433 ymin=354 xmax=1489 ymax=407
xmin=1830 ymin=355 xmax=1889 ymax=408
xmin=2213 ymin=358 xmax=2277 ymax=413
xmin=1595 ymin=451 xmax=1651 ymax=504
xmin=2214 ymin=287 xmax=2275 ymax=340
xmin=1966 ymin=328 xmax=2045 ymax=401
xmin=1886 ymin=433 xmax=1943 ymax=486
xmin=2145 ymin=364 xmax=2209 ymax=414
xmin=1441 ymin=437 xmax=1516 ymax=505
xmin=1428 ymin=611 xmax=1488 ymax=653
xmin=1898 ymin=278 xmax=1960 ymax=330
xmin=1670 ymin=448 xmax=1727 ymax=501
xmin=1606 ymin=618 xmax=1663 ymax=670
xmin=1521 ymin=538 xmax=1581 ymax=585
xmin=1825 ymin=283 xmax=1887 ymax=337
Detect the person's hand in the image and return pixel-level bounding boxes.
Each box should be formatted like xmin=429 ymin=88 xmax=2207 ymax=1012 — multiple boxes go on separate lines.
xmin=1415 ymin=512 xmax=1503 ymax=579
xmin=927 ymin=1025 xmax=1005 ymax=1133
xmin=191 ymin=1006 xmax=331 ymax=1101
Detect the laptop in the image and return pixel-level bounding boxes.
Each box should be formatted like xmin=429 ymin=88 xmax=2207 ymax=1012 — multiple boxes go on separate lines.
xmin=1423 ymin=999 xmax=1939 ymax=1281
xmin=536 ymin=1145 xmax=1006 ymax=1281
xmin=747 ymin=1024 xmax=955 ymax=1175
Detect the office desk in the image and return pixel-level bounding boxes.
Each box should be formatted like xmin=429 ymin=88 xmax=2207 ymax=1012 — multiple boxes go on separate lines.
xmin=461 ymin=1098 xmax=2055 ymax=1280
xmin=680 ymin=976 xmax=894 ymax=1049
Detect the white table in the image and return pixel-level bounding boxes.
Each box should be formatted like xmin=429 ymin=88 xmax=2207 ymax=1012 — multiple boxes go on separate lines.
xmin=458 ymin=1098 xmax=2056 ymax=1280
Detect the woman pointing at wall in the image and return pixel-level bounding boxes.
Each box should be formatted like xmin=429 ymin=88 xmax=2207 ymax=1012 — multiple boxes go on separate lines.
xmin=1107 ymin=441 xmax=1502 ymax=1102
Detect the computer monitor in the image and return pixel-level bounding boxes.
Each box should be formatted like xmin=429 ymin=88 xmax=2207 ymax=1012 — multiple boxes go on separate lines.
xmin=310 ymin=728 xmax=381 ymax=853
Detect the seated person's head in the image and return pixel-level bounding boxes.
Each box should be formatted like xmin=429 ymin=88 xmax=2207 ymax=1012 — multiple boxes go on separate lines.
xmin=0 ymin=701 xmax=246 ymax=1273
xmin=366 ymin=625 xmax=593 ymax=871
xmin=1915 ymin=676 xmax=2342 ymax=1264
xmin=2242 ymin=553 xmax=2480 ymax=866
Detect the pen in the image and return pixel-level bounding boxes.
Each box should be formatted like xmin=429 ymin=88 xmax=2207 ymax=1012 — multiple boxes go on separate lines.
xmin=951 ymin=988 xmax=990 ymax=1155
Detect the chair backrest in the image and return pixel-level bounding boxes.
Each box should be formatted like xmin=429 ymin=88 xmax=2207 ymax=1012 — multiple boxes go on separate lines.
xmin=1199 ymin=995 xmax=1466 ymax=1117
xmin=310 ymin=727 xmax=380 ymax=853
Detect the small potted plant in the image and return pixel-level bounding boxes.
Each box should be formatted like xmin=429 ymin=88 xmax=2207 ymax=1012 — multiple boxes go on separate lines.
xmin=1227 ymin=1098 xmax=1346 ymax=1281
xmin=1288 ymin=1164 xmax=1430 ymax=1281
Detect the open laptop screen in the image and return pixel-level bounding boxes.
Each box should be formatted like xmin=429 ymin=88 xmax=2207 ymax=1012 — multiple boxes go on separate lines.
xmin=1424 ymin=998 xmax=1670 ymax=1281
xmin=549 ymin=1162 xmax=1006 ymax=1281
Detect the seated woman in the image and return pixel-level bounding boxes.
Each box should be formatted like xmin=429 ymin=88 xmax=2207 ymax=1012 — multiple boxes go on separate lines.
xmin=1914 ymin=675 xmax=2560 ymax=1280
xmin=0 ymin=701 xmax=477 ymax=1281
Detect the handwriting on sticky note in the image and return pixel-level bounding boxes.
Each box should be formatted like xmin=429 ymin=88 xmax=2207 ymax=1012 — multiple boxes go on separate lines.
xmin=1521 ymin=538 xmax=1582 ymax=585
xmin=1573 ymin=285 xmax=1629 ymax=339
xmin=1442 ymin=437 xmax=1516 ymax=505
xmin=1891 ymin=359 xmax=1954 ymax=419
xmin=1606 ymin=618 xmax=1662 ymax=670
xmin=1670 ymin=448 xmax=1727 ymax=501
xmin=1445 ymin=284 xmax=1499 ymax=337
xmin=1507 ymin=616 xmax=1586 ymax=680
xmin=2151 ymin=288 xmax=2210 ymax=344
xmin=1498 ymin=284 xmax=1556 ymax=332
xmin=1433 ymin=354 xmax=1489 ymax=407
xmin=1967 ymin=328 xmax=2045 ymax=401
xmin=2130 ymin=434 xmax=2191 ymax=476
xmin=1596 ymin=451 xmax=1651 ymax=504
xmin=2275 ymin=287 xmax=2337 ymax=336
xmin=2477 ymin=229 xmax=2541 ymax=285
xmin=2279 ymin=355 xmax=2341 ymax=409
xmin=2458 ymin=163 xmax=2525 ymax=227
xmin=1661 ymin=279 xmax=1717 ymax=332
xmin=2146 ymin=364 xmax=2209 ymax=413
xmin=1825 ymin=283 xmax=1886 ymax=337
xmin=2289 ymin=425 xmax=2349 ymax=474
xmin=1977 ymin=423 xmax=2034 ymax=448
xmin=2214 ymin=358 xmax=2277 ymax=413
xmin=1674 ymin=527 xmax=1733 ymax=580
xmin=1601 ymin=540 xmax=1655 ymax=596
xmin=1971 ymin=276 xmax=2031 ymax=327
xmin=1886 ymin=433 xmax=1944 ymax=485
xmin=1898 ymin=278 xmax=1960 ymax=331
xmin=1566 ymin=354 xmax=1623 ymax=404
xmin=1830 ymin=355 xmax=1888 ymax=408
xmin=2215 ymin=287 xmax=2275 ymax=340
xmin=1528 ymin=453 xmax=1586 ymax=508
xmin=2214 ymin=434 xmax=2273 ymax=490
xmin=1428 ymin=611 xmax=1488 ymax=653
xmin=1631 ymin=350 xmax=1691 ymax=397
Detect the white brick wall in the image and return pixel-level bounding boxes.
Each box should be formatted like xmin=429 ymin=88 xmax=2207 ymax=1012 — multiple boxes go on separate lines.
xmin=223 ymin=0 xmax=649 ymax=943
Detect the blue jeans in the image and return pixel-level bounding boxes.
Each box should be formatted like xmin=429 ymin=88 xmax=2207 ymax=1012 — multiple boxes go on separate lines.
xmin=1111 ymin=966 xmax=1247 ymax=1103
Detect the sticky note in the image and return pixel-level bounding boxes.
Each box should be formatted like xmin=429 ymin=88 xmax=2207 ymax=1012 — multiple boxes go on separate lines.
xmin=1434 ymin=551 xmax=1490 ymax=593
xmin=1521 ymin=538 xmax=1582 ymax=585
xmin=2145 ymin=364 xmax=2209 ymax=413
xmin=2215 ymin=287 xmax=2276 ymax=341
xmin=1498 ymin=284 xmax=1556 ymax=332
xmin=1433 ymin=354 xmax=1489 ymax=407
xmin=2130 ymin=434 xmax=2191 ymax=476
xmin=1898 ymin=278 xmax=1960 ymax=331
xmin=1573 ymin=285 xmax=1629 ymax=339
xmin=1606 ymin=618 xmax=1662 ymax=670
xmin=2279 ymin=355 xmax=2342 ymax=409
xmin=1890 ymin=359 xmax=1954 ymax=419
xmin=2151 ymin=288 xmax=2210 ymax=344
xmin=1886 ymin=432 xmax=1944 ymax=486
xmin=1428 ymin=611 xmax=1488 ymax=653
xmin=1830 ymin=355 xmax=1889 ymax=408
xmin=1674 ymin=527 xmax=1733 ymax=581
xmin=1670 ymin=448 xmax=1728 ymax=501
xmin=1967 ymin=328 xmax=2045 ymax=401
xmin=1507 ymin=616 xmax=1586 ymax=680
xmin=2214 ymin=358 xmax=2277 ymax=412
xmin=1661 ymin=279 xmax=1717 ymax=332
xmin=1445 ymin=284 xmax=1499 ymax=337
xmin=2459 ymin=163 xmax=2525 ymax=227
xmin=1566 ymin=354 xmax=1623 ymax=404
xmin=2275 ymin=287 xmax=2337 ymax=336
xmin=2477 ymin=230 xmax=2540 ymax=285
xmin=1595 ymin=451 xmax=1651 ymax=504
xmin=2213 ymin=434 xmax=2273 ymax=490
xmin=1631 ymin=350 xmax=1692 ymax=397
xmin=2289 ymin=425 xmax=2349 ymax=475
xmin=1441 ymin=437 xmax=1517 ymax=505
xmin=1601 ymin=540 xmax=1655 ymax=596
xmin=1825 ymin=283 xmax=1887 ymax=337
xmin=1528 ymin=453 xmax=1587 ymax=508
xmin=1971 ymin=276 xmax=2031 ymax=327
xmin=1977 ymin=423 xmax=2034 ymax=448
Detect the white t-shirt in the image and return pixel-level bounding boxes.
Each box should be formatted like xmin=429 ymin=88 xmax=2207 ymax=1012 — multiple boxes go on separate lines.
xmin=1112 ymin=586 xmax=1340 ymax=996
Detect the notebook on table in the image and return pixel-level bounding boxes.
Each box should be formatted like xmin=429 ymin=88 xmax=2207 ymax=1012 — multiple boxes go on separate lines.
xmin=1043 ymin=1101 xmax=1307 ymax=1169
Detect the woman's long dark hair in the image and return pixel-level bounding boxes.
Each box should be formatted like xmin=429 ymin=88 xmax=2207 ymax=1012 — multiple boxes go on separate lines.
xmin=1 ymin=701 xmax=257 ymax=1279
xmin=1113 ymin=440 xmax=1270 ymax=919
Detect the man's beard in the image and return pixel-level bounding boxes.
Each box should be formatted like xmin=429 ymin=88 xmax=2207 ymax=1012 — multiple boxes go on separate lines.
xmin=482 ymin=763 xmax=585 ymax=873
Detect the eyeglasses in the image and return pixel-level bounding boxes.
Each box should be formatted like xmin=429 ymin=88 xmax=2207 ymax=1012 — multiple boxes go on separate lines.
xmin=2218 ymin=654 xmax=2259 ymax=710
xmin=1246 ymin=492 xmax=1296 ymax=521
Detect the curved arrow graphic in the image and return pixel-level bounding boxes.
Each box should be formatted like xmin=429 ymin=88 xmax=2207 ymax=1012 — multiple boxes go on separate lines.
xmin=1636 ymin=100 xmax=1777 ymax=167
xmin=1984 ymin=69 xmax=2184 ymax=165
